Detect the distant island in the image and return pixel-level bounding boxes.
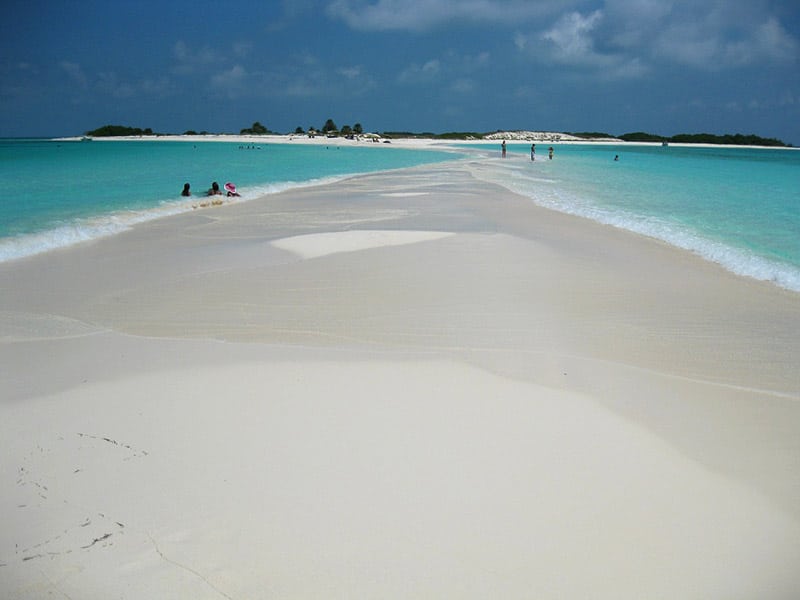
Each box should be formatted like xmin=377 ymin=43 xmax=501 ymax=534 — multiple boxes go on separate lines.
xmin=83 ymin=123 xmax=791 ymax=148
xmin=612 ymin=131 xmax=788 ymax=147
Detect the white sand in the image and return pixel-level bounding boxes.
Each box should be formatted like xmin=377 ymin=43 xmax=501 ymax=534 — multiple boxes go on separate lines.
xmin=1 ymin=161 xmax=799 ymax=599
xmin=272 ymin=230 xmax=453 ymax=259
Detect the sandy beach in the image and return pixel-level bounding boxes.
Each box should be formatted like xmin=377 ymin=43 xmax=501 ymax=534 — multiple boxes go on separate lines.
xmin=1 ymin=158 xmax=799 ymax=598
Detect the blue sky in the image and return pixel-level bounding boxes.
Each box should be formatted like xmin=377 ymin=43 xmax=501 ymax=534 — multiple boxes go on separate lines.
xmin=2 ymin=0 xmax=799 ymax=143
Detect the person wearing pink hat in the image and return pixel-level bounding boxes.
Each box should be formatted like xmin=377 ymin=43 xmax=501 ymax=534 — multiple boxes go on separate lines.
xmin=224 ymin=182 xmax=240 ymax=197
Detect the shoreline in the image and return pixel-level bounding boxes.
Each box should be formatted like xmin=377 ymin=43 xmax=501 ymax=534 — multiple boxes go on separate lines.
xmin=2 ymin=162 xmax=799 ymax=597
xmin=52 ymin=132 xmax=798 ymax=151
xmin=6 ymin=140 xmax=799 ymax=295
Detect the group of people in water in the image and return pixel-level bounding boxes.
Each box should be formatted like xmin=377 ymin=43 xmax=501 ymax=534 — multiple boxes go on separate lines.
xmin=181 ymin=181 xmax=240 ymax=208
xmin=528 ymin=143 xmax=553 ymax=161
xmin=502 ymin=141 xmax=620 ymax=162
xmin=500 ymin=140 xmax=554 ymax=161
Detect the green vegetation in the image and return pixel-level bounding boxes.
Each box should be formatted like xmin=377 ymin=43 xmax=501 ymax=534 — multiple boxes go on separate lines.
xmin=85 ymin=124 xmax=155 ymax=136
xmin=240 ymin=121 xmax=270 ymax=135
xmin=569 ymin=131 xmax=614 ymax=139
xmin=619 ymin=131 xmax=788 ymax=146
xmin=322 ymin=119 xmax=338 ymax=134
xmin=618 ymin=131 xmax=667 ymax=143
xmin=668 ymin=133 xmax=787 ymax=147
xmin=85 ymin=122 xmax=790 ymax=147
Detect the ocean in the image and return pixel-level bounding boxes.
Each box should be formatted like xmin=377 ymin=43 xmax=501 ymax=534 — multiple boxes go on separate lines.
xmin=464 ymin=142 xmax=800 ymax=292
xmin=0 ymin=138 xmax=457 ymax=262
xmin=1 ymin=138 xmax=799 ymax=293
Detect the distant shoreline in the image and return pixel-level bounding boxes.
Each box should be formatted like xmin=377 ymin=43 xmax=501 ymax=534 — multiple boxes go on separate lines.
xmin=52 ymin=132 xmax=798 ymax=151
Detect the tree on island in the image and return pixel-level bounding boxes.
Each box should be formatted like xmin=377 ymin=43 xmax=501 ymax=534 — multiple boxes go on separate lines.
xmin=322 ymin=118 xmax=338 ymax=135
xmin=240 ymin=121 xmax=269 ymax=135
xmin=353 ymin=123 xmax=363 ymax=135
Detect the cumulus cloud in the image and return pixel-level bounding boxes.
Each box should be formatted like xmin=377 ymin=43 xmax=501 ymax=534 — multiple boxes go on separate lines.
xmin=541 ymin=10 xmax=603 ymax=64
xmin=327 ymin=0 xmax=568 ymax=32
xmin=517 ymin=0 xmax=797 ymax=80
xmin=529 ymin=9 xmax=647 ymax=79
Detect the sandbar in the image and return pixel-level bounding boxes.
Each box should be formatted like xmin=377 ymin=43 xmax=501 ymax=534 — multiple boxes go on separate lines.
xmin=1 ymin=160 xmax=798 ymax=599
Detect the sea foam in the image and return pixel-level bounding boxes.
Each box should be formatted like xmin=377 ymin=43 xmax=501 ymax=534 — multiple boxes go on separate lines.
xmin=469 ymin=148 xmax=800 ymax=293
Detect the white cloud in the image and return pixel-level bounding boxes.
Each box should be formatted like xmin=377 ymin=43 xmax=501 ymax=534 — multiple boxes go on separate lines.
xmin=337 ymin=66 xmax=362 ymax=79
xmin=541 ymin=10 xmax=603 ymax=64
xmin=601 ymin=0 xmax=672 ymax=49
xmin=172 ymin=41 xmax=221 ymax=74
xmin=518 ymin=0 xmax=797 ymax=80
xmin=639 ymin=2 xmax=800 ymax=69
xmin=742 ymin=17 xmax=798 ymax=63
xmin=211 ymin=65 xmax=248 ymax=97
xmin=327 ymin=0 xmax=569 ymax=32
xmin=531 ymin=9 xmax=647 ymax=79
xmin=397 ymin=59 xmax=441 ymax=84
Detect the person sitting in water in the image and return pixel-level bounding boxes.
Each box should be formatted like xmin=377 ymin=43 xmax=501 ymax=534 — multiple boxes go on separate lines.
xmin=224 ymin=182 xmax=240 ymax=197
xmin=207 ymin=181 xmax=222 ymax=196
xmin=181 ymin=182 xmax=191 ymax=196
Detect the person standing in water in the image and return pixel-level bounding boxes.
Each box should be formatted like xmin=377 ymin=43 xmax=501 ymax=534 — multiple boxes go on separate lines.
xmin=530 ymin=144 xmax=536 ymax=161
xmin=181 ymin=183 xmax=191 ymax=196
xmin=548 ymin=146 xmax=554 ymax=160
xmin=501 ymin=140 xmax=507 ymax=158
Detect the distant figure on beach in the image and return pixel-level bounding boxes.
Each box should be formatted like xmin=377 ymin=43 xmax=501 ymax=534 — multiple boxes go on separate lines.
xmin=207 ymin=181 xmax=222 ymax=196
xmin=548 ymin=146 xmax=554 ymax=160
xmin=501 ymin=140 xmax=507 ymax=158
xmin=181 ymin=183 xmax=191 ymax=196
xmin=224 ymin=182 xmax=240 ymax=197
xmin=530 ymin=144 xmax=536 ymax=161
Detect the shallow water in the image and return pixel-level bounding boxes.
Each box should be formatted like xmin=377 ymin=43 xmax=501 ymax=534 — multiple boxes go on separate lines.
xmin=0 ymin=138 xmax=458 ymax=261
xmin=461 ymin=142 xmax=800 ymax=292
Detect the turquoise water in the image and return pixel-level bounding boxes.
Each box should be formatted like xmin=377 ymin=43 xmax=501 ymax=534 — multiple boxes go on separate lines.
xmin=462 ymin=142 xmax=800 ymax=292
xmin=2 ymin=138 xmax=799 ymax=292
xmin=0 ymin=138 xmax=457 ymax=261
